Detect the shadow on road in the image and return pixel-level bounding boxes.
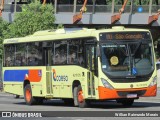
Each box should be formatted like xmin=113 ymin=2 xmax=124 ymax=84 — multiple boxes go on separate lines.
xmin=13 ymin=99 xmax=160 ymax=109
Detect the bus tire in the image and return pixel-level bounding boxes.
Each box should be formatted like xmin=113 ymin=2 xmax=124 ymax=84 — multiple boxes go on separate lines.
xmin=24 ymin=84 xmax=36 ymax=105
xmin=74 ymin=85 xmax=89 ymax=108
xmin=73 ymin=87 xmax=78 ymax=106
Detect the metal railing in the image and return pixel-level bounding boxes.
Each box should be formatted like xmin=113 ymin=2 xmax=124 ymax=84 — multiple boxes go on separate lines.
xmin=76 ymin=5 xmax=93 ymax=13
xmin=152 ymin=5 xmax=160 ymax=13
xmin=2 ymin=4 xmax=160 ymax=14
xmin=135 ymin=5 xmax=150 ymax=13
xmin=95 ymin=5 xmax=112 ymax=13
xmin=114 ymin=5 xmax=131 ymax=13
xmin=3 ymin=4 xmax=22 ymax=12
xmin=57 ymin=5 xmax=74 ymax=13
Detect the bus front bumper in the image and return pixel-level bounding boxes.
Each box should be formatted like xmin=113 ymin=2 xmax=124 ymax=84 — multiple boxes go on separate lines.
xmin=98 ymin=85 xmax=157 ymax=100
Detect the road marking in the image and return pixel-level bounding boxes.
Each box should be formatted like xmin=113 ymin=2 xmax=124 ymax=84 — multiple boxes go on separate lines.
xmin=74 ymin=119 xmax=84 ymax=120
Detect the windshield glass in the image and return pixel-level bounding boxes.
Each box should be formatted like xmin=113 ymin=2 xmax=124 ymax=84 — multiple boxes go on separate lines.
xmin=101 ymin=41 xmax=154 ymax=77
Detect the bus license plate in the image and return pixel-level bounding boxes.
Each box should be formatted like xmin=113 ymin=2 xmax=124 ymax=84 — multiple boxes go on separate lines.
xmin=127 ymin=94 xmax=137 ymax=98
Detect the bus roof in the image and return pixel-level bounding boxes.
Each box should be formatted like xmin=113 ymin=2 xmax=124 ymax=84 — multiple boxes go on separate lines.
xmin=3 ymin=27 xmax=150 ymax=44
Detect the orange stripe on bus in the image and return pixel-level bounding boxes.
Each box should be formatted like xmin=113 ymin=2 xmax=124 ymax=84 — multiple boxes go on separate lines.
xmin=142 ymin=85 xmax=157 ymax=97
xmin=98 ymin=86 xmax=119 ymax=99
xmin=28 ymin=70 xmax=42 ymax=82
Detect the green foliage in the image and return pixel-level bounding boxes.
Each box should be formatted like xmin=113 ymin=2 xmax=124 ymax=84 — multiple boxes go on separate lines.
xmin=0 ymin=18 xmax=9 ymax=62
xmin=3 ymin=2 xmax=56 ymax=38
xmin=0 ymin=2 xmax=62 ymax=63
xmin=0 ymin=18 xmax=9 ymax=37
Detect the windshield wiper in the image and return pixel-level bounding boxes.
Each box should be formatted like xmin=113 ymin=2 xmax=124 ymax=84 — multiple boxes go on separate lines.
xmin=128 ymin=42 xmax=142 ymax=76
xmin=130 ymin=42 xmax=142 ymax=56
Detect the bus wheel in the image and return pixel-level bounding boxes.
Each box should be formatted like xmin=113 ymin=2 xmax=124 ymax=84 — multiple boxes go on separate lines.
xmin=73 ymin=87 xmax=78 ymax=106
xmin=74 ymin=85 xmax=89 ymax=108
xmin=117 ymin=98 xmax=134 ymax=107
xmin=24 ymin=84 xmax=35 ymax=105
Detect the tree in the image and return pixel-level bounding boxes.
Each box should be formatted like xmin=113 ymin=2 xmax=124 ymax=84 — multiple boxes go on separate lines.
xmin=0 ymin=18 xmax=9 ymax=63
xmin=3 ymin=2 xmax=56 ymax=38
xmin=1 ymin=2 xmax=60 ymax=64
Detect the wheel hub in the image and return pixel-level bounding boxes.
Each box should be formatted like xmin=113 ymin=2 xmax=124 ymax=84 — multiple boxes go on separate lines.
xmin=26 ymin=89 xmax=31 ymax=102
xmin=78 ymin=91 xmax=84 ymax=103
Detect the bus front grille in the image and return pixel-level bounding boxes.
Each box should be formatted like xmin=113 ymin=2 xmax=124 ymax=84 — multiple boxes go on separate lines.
xmin=117 ymin=90 xmax=146 ymax=97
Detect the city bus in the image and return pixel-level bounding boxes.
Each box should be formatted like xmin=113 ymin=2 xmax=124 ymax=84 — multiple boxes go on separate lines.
xmin=2 ymin=26 xmax=157 ymax=108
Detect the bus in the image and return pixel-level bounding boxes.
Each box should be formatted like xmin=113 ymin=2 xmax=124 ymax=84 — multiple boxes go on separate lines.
xmin=2 ymin=26 xmax=157 ymax=108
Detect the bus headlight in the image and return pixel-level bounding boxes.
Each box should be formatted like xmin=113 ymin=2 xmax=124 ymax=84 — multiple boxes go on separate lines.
xmin=149 ymin=76 xmax=157 ymax=87
xmin=101 ymin=78 xmax=114 ymax=89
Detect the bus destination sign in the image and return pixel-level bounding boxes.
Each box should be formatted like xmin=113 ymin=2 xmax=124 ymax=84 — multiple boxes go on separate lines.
xmin=100 ymin=32 xmax=151 ymax=41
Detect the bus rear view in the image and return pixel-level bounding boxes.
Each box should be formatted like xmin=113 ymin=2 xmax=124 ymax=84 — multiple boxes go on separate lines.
xmin=98 ymin=28 xmax=156 ymax=106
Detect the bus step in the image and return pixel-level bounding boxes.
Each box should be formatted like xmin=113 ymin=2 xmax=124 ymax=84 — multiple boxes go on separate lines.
xmin=45 ymin=95 xmax=53 ymax=98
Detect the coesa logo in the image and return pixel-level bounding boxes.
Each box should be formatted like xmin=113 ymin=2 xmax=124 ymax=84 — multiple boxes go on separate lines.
xmin=53 ymin=69 xmax=57 ymax=81
xmin=52 ymin=69 xmax=68 ymax=81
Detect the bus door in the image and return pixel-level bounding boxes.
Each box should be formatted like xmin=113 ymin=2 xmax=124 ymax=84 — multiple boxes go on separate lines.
xmin=43 ymin=47 xmax=53 ymax=96
xmin=86 ymin=44 xmax=96 ymax=98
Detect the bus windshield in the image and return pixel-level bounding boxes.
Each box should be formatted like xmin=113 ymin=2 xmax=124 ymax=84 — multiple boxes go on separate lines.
xmin=100 ymin=41 xmax=154 ymax=78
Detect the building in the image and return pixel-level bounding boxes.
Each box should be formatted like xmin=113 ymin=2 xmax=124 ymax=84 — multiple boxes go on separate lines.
xmin=1 ymin=0 xmax=160 ymax=39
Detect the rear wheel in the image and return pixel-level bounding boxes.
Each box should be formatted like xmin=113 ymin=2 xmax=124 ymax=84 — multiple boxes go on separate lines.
xmin=73 ymin=85 xmax=89 ymax=108
xmin=24 ymin=84 xmax=36 ymax=105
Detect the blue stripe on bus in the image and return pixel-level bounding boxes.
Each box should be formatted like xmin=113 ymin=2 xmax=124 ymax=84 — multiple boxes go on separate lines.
xmin=4 ymin=70 xmax=29 ymax=82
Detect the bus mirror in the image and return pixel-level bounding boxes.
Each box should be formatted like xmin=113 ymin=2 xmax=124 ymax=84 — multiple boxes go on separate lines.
xmin=96 ymin=46 xmax=101 ymax=57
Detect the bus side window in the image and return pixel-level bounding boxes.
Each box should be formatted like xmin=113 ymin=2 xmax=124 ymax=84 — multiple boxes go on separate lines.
xmin=5 ymin=57 xmax=12 ymax=67
xmin=68 ymin=45 xmax=78 ymax=64
xmin=78 ymin=40 xmax=85 ymax=66
xmin=15 ymin=43 xmax=27 ymax=66
xmin=27 ymin=42 xmax=42 ymax=66
xmin=54 ymin=41 xmax=67 ymax=64
xmin=4 ymin=45 xmax=15 ymax=67
xmin=78 ymin=53 xmax=84 ymax=66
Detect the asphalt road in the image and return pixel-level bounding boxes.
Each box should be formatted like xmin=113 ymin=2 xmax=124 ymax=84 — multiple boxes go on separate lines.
xmin=0 ymin=89 xmax=160 ymax=119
